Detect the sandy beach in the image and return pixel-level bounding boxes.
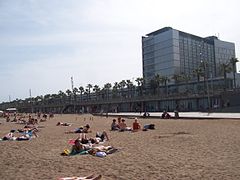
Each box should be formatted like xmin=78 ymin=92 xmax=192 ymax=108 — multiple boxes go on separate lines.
xmin=0 ymin=114 xmax=240 ymax=180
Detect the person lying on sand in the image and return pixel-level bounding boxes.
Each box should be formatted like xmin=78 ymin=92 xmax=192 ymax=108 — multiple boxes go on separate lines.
xmin=17 ymin=126 xmax=39 ymax=137
xmin=65 ymin=124 xmax=91 ymax=134
xmin=76 ymin=131 xmax=109 ymax=144
xmin=88 ymin=145 xmax=118 ymax=156
xmin=58 ymin=174 xmax=102 ymax=180
xmin=56 ymin=122 xmax=72 ymax=126
xmin=2 ymin=130 xmax=15 ymax=140
xmin=2 ymin=130 xmax=34 ymax=141
xmin=143 ymin=124 xmax=155 ymax=131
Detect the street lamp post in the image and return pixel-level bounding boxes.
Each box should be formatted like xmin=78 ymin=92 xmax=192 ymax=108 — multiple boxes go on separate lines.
xmin=201 ymin=60 xmax=211 ymax=111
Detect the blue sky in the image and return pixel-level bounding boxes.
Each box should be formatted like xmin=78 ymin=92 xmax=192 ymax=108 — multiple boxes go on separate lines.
xmin=0 ymin=0 xmax=240 ymax=102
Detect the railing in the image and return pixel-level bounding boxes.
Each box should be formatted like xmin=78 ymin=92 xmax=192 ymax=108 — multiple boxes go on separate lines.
xmin=1 ymin=87 xmax=240 ymax=111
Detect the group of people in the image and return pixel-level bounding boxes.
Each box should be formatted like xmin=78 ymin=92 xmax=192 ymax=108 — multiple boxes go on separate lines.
xmin=111 ymin=117 xmax=154 ymax=132
xmin=1 ymin=125 xmax=39 ymax=141
xmin=0 ymin=113 xmax=48 ymax=141
xmin=69 ymin=131 xmax=110 ymax=155
xmin=62 ymin=124 xmax=115 ymax=157
xmin=4 ymin=112 xmax=54 ymax=125
xmin=161 ymin=110 xmax=180 ymax=119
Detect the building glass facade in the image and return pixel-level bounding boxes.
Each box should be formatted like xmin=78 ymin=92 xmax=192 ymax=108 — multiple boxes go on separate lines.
xmin=142 ymin=27 xmax=235 ymax=82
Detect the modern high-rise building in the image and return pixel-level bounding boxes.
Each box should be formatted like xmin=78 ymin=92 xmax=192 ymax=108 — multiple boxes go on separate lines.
xmin=142 ymin=27 xmax=236 ymax=82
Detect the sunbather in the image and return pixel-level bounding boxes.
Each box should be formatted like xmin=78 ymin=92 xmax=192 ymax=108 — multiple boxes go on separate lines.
xmin=56 ymin=122 xmax=71 ymax=126
xmin=95 ymin=131 xmax=109 ymax=142
xmin=111 ymin=119 xmax=119 ymax=131
xmin=71 ymin=138 xmax=90 ymax=154
xmin=2 ymin=131 xmax=15 ymax=140
xmin=2 ymin=130 xmax=33 ymax=141
xmin=143 ymin=124 xmax=155 ymax=130
xmin=75 ymin=131 xmax=109 ymax=144
xmin=18 ymin=126 xmax=39 ymax=137
xmin=132 ymin=118 xmax=141 ymax=132
xmin=118 ymin=119 xmax=132 ymax=131
xmin=59 ymin=174 xmax=102 ymax=180
xmin=65 ymin=124 xmax=91 ymax=134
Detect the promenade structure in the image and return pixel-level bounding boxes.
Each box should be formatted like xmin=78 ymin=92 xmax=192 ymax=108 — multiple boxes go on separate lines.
xmin=142 ymin=27 xmax=235 ymax=82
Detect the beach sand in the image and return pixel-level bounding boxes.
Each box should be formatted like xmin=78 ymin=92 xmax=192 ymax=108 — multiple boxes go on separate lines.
xmin=0 ymin=114 xmax=240 ymax=180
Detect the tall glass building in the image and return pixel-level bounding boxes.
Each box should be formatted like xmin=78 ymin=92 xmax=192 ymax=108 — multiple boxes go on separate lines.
xmin=142 ymin=27 xmax=235 ymax=82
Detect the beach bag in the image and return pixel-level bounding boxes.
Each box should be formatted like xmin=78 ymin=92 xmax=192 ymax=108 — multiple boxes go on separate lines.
xmin=96 ymin=151 xmax=107 ymax=157
xmin=61 ymin=149 xmax=70 ymax=156
xmin=149 ymin=124 xmax=155 ymax=129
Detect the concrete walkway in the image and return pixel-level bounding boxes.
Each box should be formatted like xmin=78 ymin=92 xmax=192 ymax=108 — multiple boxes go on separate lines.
xmin=107 ymin=112 xmax=240 ymax=119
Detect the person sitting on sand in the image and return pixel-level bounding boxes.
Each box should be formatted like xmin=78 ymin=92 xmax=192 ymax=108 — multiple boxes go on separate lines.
xmin=118 ymin=119 xmax=132 ymax=131
xmin=117 ymin=116 xmax=121 ymax=125
xmin=71 ymin=138 xmax=90 ymax=154
xmin=111 ymin=119 xmax=119 ymax=131
xmin=6 ymin=115 xmax=10 ymax=122
xmin=161 ymin=111 xmax=171 ymax=119
xmin=132 ymin=118 xmax=141 ymax=132
xmin=95 ymin=131 xmax=109 ymax=142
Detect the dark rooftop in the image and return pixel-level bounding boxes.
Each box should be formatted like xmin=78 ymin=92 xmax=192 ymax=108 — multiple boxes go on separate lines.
xmin=145 ymin=27 xmax=218 ymax=44
xmin=146 ymin=27 xmax=173 ymax=36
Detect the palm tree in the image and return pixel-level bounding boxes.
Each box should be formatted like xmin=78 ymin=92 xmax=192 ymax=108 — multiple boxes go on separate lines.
xmin=149 ymin=78 xmax=157 ymax=95
xmin=58 ymin=90 xmax=66 ymax=104
xmin=154 ymin=74 xmax=162 ymax=95
xmin=103 ymin=83 xmax=112 ymax=100
xmin=112 ymin=82 xmax=119 ymax=98
xmin=119 ymin=80 xmax=126 ymax=98
xmin=229 ymin=57 xmax=239 ymax=89
xmin=126 ymin=80 xmax=134 ymax=98
xmin=73 ymin=87 xmax=78 ymax=102
xmin=160 ymin=76 xmax=170 ymax=95
xmin=66 ymin=89 xmax=72 ymax=102
xmin=86 ymin=84 xmax=93 ymax=100
xmin=73 ymin=87 xmax=78 ymax=95
xmin=220 ymin=63 xmax=231 ymax=91
xmin=172 ymin=73 xmax=183 ymax=84
xmin=181 ymin=73 xmax=191 ymax=94
xmin=193 ymin=67 xmax=204 ymax=82
xmin=193 ymin=67 xmax=204 ymax=93
xmin=93 ymin=85 xmax=101 ymax=100
xmin=135 ymin=77 xmax=144 ymax=96
xmin=79 ymin=86 xmax=84 ymax=101
xmin=172 ymin=73 xmax=183 ymax=94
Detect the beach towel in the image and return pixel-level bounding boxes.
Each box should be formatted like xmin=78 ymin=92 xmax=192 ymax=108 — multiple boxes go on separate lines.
xmin=61 ymin=149 xmax=89 ymax=156
xmin=68 ymin=139 xmax=76 ymax=145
